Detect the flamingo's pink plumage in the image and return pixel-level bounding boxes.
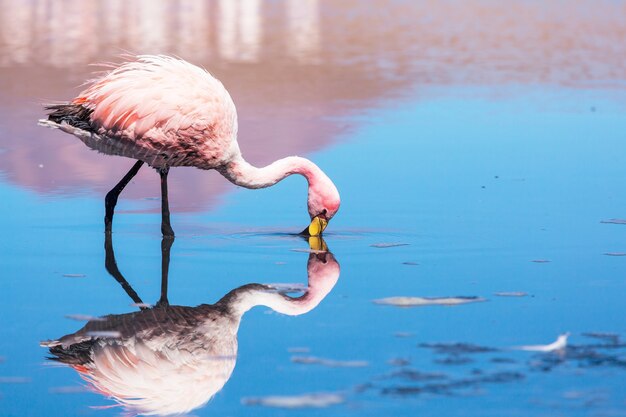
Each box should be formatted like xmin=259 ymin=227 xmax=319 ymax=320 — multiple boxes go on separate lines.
xmin=67 ymin=55 xmax=239 ymax=169
xmin=39 ymin=55 xmax=340 ymax=234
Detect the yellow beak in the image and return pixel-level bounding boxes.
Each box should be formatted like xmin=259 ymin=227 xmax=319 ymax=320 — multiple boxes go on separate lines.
xmin=308 ymin=236 xmax=328 ymax=252
xmin=307 ymin=216 xmax=328 ymax=237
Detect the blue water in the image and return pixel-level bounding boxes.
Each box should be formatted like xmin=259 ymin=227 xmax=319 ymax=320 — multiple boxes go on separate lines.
xmin=2 ymin=86 xmax=626 ymax=416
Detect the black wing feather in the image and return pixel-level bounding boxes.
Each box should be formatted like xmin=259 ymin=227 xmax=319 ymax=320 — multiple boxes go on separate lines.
xmin=46 ymin=104 xmax=95 ymax=132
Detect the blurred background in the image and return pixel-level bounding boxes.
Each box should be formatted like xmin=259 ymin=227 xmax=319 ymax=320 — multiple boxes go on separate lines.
xmin=1 ymin=1 xmax=626 ymax=416
xmin=2 ymin=0 xmax=625 ymax=210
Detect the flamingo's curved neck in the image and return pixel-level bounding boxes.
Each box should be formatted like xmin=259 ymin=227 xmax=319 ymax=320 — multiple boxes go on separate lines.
xmin=218 ymin=155 xmax=322 ymax=189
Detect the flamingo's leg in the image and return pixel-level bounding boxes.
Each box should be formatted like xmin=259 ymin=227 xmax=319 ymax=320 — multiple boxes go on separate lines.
xmin=104 ymin=231 xmax=148 ymax=310
xmin=105 ymin=160 xmax=144 ymax=233
xmin=157 ymin=236 xmax=174 ymax=307
xmin=159 ymin=167 xmax=175 ymax=237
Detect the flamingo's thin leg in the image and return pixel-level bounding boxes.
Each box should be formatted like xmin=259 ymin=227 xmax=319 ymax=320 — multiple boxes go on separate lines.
xmin=104 ymin=232 xmax=147 ymax=310
xmin=157 ymin=236 xmax=174 ymax=307
xmin=159 ymin=167 xmax=175 ymax=237
xmin=105 ymin=160 xmax=144 ymax=233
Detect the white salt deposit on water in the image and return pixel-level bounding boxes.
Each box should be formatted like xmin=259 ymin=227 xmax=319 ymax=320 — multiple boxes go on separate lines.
xmin=515 ymin=333 xmax=569 ymax=352
xmin=494 ymin=292 xmax=528 ymax=297
xmin=370 ymin=242 xmax=410 ymax=248
xmin=291 ymin=356 xmax=368 ymax=367
xmin=374 ymin=296 xmax=487 ymax=307
xmin=242 ymin=393 xmax=344 ymax=408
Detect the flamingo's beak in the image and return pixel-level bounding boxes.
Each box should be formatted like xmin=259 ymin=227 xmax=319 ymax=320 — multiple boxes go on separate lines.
xmin=301 ymin=215 xmax=328 ymax=237
xmin=308 ymin=236 xmax=328 ymax=252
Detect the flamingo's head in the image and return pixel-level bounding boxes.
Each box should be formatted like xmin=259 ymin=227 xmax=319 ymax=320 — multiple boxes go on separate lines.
xmin=303 ymin=173 xmax=340 ymax=236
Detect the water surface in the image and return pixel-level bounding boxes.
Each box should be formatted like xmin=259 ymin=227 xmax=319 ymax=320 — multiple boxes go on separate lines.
xmin=1 ymin=1 xmax=626 ymax=416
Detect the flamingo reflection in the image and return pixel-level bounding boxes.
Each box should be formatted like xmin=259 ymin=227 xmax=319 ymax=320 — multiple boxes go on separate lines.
xmin=41 ymin=235 xmax=339 ymax=416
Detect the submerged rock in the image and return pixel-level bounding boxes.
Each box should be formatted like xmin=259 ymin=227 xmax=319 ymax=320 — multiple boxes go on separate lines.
xmin=419 ymin=342 xmax=498 ymax=355
xmin=435 ymin=356 xmax=474 ymax=365
xmin=600 ymin=219 xmax=626 ymax=225
xmin=384 ymin=368 xmax=448 ymax=381
xmin=581 ymin=332 xmax=621 ymax=345
xmin=381 ymin=371 xmax=524 ymax=397
xmin=387 ymin=358 xmax=412 ymax=367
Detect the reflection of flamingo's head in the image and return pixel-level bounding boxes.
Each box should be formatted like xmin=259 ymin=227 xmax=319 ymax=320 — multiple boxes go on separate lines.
xmin=225 ymin=242 xmax=340 ymax=318
xmin=258 ymin=246 xmax=340 ymax=316
xmin=307 ymin=250 xmax=340 ymax=289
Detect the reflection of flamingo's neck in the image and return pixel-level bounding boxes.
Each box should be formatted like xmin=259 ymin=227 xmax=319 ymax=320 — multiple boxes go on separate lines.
xmin=218 ymin=154 xmax=322 ymax=189
xmin=215 ymin=284 xmax=316 ymax=319
xmin=218 ymin=254 xmax=340 ymax=318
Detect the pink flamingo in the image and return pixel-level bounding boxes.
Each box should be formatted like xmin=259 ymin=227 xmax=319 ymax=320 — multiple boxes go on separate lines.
xmin=39 ymin=55 xmax=340 ymax=237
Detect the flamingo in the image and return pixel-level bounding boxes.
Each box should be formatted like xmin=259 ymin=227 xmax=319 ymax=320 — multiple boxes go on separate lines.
xmin=39 ymin=55 xmax=340 ymax=237
xmin=41 ymin=235 xmax=339 ymax=416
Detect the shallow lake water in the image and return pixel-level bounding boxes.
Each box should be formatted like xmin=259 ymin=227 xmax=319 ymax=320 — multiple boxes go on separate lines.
xmin=1 ymin=1 xmax=626 ymax=416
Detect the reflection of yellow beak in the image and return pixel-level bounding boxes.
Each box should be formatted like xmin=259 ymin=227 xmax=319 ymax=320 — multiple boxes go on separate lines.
xmin=307 ymin=216 xmax=328 ymax=237
xmin=308 ymin=236 xmax=328 ymax=252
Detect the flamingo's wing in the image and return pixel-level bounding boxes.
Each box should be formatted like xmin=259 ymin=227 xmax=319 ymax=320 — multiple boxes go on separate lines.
xmin=41 ymin=56 xmax=239 ymax=167
xmin=40 ymin=305 xmax=213 ymax=352
xmin=73 ymin=55 xmax=237 ymax=140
